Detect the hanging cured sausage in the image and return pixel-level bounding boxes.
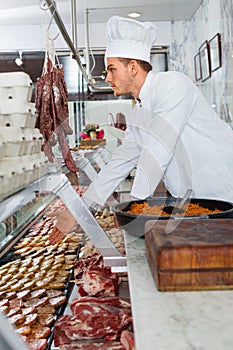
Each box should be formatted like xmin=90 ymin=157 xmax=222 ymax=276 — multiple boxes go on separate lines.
xmin=35 ymin=42 xmax=78 ymax=173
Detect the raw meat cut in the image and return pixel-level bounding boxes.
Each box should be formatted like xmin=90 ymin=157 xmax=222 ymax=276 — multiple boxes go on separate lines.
xmin=60 ymin=341 xmax=125 ymax=349
xmin=120 ymin=330 xmax=135 ymax=350
xmin=70 ymin=296 xmax=131 ymax=311
xmin=78 ymin=265 xmax=119 ymax=297
xmin=74 ymin=253 xmax=103 ymax=281
xmin=53 ymin=296 xmax=132 ymax=346
xmin=74 ymin=254 xmax=119 ymax=297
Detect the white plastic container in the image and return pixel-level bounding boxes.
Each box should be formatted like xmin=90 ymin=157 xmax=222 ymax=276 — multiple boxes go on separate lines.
xmin=0 ymin=170 xmax=8 ymax=196
xmin=0 ymin=100 xmax=35 ymax=116
xmin=0 ymin=71 xmax=33 ymax=101
xmin=21 ymin=128 xmax=43 ymax=155
xmin=22 ymin=128 xmax=34 ymax=155
xmin=32 ymin=128 xmax=43 ymax=153
xmin=0 ymin=140 xmax=6 ymax=160
xmin=0 ymin=158 xmax=23 ymax=191
xmin=0 ymin=127 xmax=25 ymax=157
xmin=20 ymin=155 xmax=35 ymax=185
xmin=0 ymin=113 xmax=36 ymax=128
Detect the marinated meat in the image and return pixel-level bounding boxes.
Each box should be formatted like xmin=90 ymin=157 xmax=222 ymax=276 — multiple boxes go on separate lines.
xmin=54 ymin=297 xmax=132 ymax=346
xmin=22 ymin=306 xmax=37 ymax=316
xmin=9 ymin=298 xmax=24 ymax=308
xmin=0 ymin=305 xmax=9 ymax=313
xmin=7 ymin=307 xmax=21 ymax=318
xmin=37 ymin=305 xmax=56 ymax=314
xmin=49 ymin=295 xmax=66 ymax=307
xmin=8 ymin=313 xmax=25 ymax=326
xmin=28 ymin=323 xmax=51 ymax=340
xmin=0 ymin=298 xmax=9 ymax=307
xmin=38 ymin=313 xmax=55 ymax=327
xmin=46 ymin=289 xmax=63 ymax=298
xmin=60 ymin=341 xmax=125 ymax=349
xmin=24 ymin=297 xmax=49 ymax=309
xmin=28 ymin=289 xmax=47 ymax=300
xmin=15 ymin=326 xmax=32 ymax=336
xmin=5 ymin=291 xmax=17 ymax=300
xmin=17 ymin=290 xmax=31 ymax=300
xmin=25 ymin=338 xmax=48 ymax=350
xmin=24 ymin=313 xmax=38 ymax=326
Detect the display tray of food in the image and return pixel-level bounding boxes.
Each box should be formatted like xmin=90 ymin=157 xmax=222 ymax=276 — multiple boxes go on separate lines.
xmin=51 ymin=246 xmax=133 ymax=350
xmin=145 ymin=218 xmax=233 ymax=291
xmin=112 ymin=197 xmax=233 ymax=237
xmin=0 ymin=214 xmax=83 ymax=350
xmin=0 ymin=190 xmax=129 ymax=350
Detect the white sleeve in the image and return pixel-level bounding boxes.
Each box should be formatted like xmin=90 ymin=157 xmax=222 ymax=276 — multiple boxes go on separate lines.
xmin=83 ymin=134 xmax=141 ymax=207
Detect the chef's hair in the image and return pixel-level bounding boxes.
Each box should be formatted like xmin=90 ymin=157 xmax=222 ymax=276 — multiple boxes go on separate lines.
xmin=118 ymin=57 xmax=152 ymax=73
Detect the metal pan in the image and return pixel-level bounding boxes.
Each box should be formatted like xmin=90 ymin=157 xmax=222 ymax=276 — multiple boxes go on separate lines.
xmin=112 ymin=197 xmax=233 ymax=237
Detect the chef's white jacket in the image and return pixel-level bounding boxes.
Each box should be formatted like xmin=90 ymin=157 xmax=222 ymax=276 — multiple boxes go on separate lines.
xmin=83 ymin=70 xmax=233 ymax=206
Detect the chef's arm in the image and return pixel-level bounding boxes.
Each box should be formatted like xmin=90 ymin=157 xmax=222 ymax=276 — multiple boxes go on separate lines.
xmin=83 ymin=138 xmax=141 ymax=207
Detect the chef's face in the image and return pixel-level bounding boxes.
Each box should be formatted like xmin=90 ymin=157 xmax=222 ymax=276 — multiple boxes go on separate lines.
xmin=105 ymin=57 xmax=134 ymax=97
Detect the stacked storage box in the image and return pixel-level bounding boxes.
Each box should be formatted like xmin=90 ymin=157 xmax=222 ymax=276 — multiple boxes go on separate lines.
xmin=0 ymin=72 xmax=47 ymax=199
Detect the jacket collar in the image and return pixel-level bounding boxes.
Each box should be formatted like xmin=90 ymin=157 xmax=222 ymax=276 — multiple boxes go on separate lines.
xmin=138 ymin=70 xmax=154 ymax=105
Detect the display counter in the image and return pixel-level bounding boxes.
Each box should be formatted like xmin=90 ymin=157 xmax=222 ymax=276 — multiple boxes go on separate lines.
xmin=124 ymin=231 xmax=233 ymax=350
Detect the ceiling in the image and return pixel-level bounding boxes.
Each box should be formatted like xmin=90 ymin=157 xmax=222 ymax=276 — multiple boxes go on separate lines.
xmin=0 ymin=0 xmax=203 ymax=25
xmin=0 ymin=0 xmax=203 ymax=97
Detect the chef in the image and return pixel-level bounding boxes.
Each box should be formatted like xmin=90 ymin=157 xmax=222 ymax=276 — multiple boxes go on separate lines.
xmin=83 ymin=15 xmax=233 ymax=204
xmin=51 ymin=15 xmax=233 ymax=233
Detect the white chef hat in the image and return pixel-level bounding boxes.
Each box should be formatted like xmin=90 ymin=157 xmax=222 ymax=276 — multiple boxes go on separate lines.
xmin=105 ymin=16 xmax=158 ymax=64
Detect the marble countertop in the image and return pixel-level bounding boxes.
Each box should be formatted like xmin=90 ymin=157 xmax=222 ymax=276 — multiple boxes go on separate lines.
xmin=124 ymin=231 xmax=233 ymax=350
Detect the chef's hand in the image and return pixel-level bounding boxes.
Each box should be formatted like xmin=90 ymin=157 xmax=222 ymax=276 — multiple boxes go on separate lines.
xmin=47 ymin=209 xmax=78 ymax=245
xmin=47 ymin=209 xmax=77 ymax=234
xmin=48 ymin=227 xmax=66 ymax=245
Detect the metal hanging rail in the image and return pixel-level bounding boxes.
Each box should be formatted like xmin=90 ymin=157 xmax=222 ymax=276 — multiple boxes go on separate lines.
xmin=43 ymin=0 xmax=111 ymax=91
xmin=44 ymin=0 xmax=89 ymax=83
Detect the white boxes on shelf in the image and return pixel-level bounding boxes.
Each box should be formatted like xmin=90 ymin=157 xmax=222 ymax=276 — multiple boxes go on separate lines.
xmin=0 ymin=72 xmax=47 ymax=200
xmin=0 ymin=100 xmax=36 ymax=128
xmin=0 ymin=71 xmax=33 ymax=101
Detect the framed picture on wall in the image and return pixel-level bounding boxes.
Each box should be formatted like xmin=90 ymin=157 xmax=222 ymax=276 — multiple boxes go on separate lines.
xmin=209 ymin=33 xmax=222 ymax=72
xmin=194 ymin=52 xmax=202 ymax=81
xmin=199 ymin=40 xmax=211 ymax=82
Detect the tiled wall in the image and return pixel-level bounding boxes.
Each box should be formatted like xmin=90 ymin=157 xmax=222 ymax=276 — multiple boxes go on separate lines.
xmin=170 ymin=0 xmax=233 ymax=125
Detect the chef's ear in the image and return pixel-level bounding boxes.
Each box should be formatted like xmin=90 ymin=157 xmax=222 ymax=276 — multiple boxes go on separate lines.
xmin=128 ymin=59 xmax=139 ymax=77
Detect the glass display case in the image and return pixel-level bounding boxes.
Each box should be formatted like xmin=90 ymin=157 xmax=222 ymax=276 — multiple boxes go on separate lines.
xmin=0 ymin=176 xmax=56 ymax=254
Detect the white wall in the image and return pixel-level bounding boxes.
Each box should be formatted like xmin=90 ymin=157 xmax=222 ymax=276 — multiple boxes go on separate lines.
xmin=0 ymin=21 xmax=171 ymax=51
xmin=170 ymin=0 xmax=233 ymax=123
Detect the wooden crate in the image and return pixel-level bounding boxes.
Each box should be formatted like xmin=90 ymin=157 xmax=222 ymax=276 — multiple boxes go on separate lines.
xmin=145 ymin=219 xmax=233 ymax=291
